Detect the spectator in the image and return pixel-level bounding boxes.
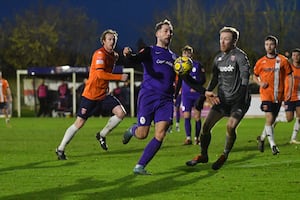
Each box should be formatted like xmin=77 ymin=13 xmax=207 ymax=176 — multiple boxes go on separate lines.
xmin=36 ymin=79 xmax=49 ymax=117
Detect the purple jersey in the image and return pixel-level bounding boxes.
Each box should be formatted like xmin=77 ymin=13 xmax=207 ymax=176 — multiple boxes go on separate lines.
xmin=125 ymin=45 xmax=177 ymax=125
xmin=182 ymin=60 xmax=205 ymax=98
xmin=140 ymin=46 xmax=177 ymax=97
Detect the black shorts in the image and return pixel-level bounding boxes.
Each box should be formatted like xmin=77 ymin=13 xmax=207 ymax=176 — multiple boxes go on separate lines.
xmin=260 ymin=101 xmax=282 ymax=117
xmin=284 ymin=100 xmax=300 ymax=112
xmin=0 ymin=102 xmax=8 ymax=109
xmin=211 ymin=96 xmax=251 ymax=120
xmin=77 ymin=95 xmax=123 ymax=119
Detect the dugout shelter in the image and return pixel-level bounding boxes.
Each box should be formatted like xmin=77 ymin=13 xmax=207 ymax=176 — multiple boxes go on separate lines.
xmin=16 ymin=66 xmax=135 ymax=117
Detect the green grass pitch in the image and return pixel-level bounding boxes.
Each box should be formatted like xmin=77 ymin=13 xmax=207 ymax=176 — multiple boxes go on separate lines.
xmin=0 ymin=117 xmax=299 ymax=200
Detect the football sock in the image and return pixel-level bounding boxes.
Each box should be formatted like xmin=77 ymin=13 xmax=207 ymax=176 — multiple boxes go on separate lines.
xmin=195 ymin=120 xmax=201 ymax=138
xmin=291 ymin=118 xmax=299 ymax=140
xmin=261 ymin=127 xmax=267 ymax=140
xmin=58 ymin=124 xmax=78 ymax=151
xmin=184 ymin=118 xmax=191 ymax=137
xmin=200 ymin=133 xmax=211 ymax=156
xmin=100 ymin=115 xmax=122 ymax=137
xmin=131 ymin=124 xmax=138 ymax=137
xmin=176 ymin=110 xmax=180 ymax=123
xmin=137 ymin=137 xmax=162 ymax=167
xmin=224 ymin=133 xmax=236 ymax=155
xmin=265 ymin=125 xmax=276 ymax=147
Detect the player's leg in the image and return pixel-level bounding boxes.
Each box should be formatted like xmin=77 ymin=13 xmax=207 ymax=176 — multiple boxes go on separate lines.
xmin=56 ymin=97 xmax=93 ymax=159
xmin=263 ymin=104 xmax=280 ymax=155
xmin=2 ymin=103 xmax=11 ymax=126
xmin=133 ymin=121 xmax=168 ymax=175
xmin=96 ymin=95 xmax=126 ymax=150
xmin=133 ymin=98 xmax=173 ymax=175
xmin=290 ymin=105 xmax=300 ymax=144
xmin=182 ymin=96 xmax=192 ymax=145
xmin=175 ymin=94 xmax=182 ymax=132
xmin=193 ymin=108 xmax=201 ymax=145
xmin=186 ymin=108 xmax=223 ymax=166
xmin=56 ymin=116 xmax=86 ymax=160
xmin=123 ymin=91 xmax=152 ymax=144
xmin=194 ymin=95 xmax=205 ymax=145
xmin=183 ymin=111 xmax=192 ymax=144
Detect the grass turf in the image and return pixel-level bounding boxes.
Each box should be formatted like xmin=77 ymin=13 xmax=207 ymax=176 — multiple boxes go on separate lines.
xmin=0 ymin=117 xmax=299 ymax=200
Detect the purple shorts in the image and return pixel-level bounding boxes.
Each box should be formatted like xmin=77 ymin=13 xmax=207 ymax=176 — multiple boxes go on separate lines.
xmin=181 ymin=93 xmax=200 ymax=112
xmin=77 ymin=95 xmax=122 ymax=119
xmin=175 ymin=93 xmax=182 ymax=107
xmin=137 ymin=90 xmax=173 ymax=126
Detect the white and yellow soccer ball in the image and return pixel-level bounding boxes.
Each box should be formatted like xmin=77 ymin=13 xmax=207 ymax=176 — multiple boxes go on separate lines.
xmin=173 ymin=56 xmax=193 ymax=75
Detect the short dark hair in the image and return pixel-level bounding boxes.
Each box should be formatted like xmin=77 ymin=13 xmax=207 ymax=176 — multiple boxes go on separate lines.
xmin=265 ymin=35 xmax=278 ymax=46
xmin=155 ymin=19 xmax=173 ymax=32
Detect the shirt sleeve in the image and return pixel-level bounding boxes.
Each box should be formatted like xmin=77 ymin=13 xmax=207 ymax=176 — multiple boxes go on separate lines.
xmin=237 ymin=52 xmax=251 ymax=86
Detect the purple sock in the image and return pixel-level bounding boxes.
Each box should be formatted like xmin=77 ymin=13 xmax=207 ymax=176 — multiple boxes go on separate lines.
xmin=131 ymin=124 xmax=138 ymax=137
xmin=137 ymin=137 xmax=162 ymax=167
xmin=195 ymin=120 xmax=201 ymax=138
xmin=185 ymin=118 xmax=191 ymax=137
xmin=176 ymin=109 xmax=180 ymax=123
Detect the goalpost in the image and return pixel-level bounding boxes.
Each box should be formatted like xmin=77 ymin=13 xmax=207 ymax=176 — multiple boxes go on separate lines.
xmin=16 ymin=67 xmax=135 ymax=117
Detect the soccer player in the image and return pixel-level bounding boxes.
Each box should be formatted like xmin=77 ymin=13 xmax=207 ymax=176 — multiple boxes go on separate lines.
xmin=56 ymin=29 xmax=128 ymax=160
xmin=274 ymin=48 xmax=300 ymax=144
xmin=167 ymin=76 xmax=181 ymax=134
xmin=121 ymin=19 xmax=178 ymax=175
xmin=185 ymin=26 xmax=251 ymax=170
xmin=179 ymin=45 xmax=206 ymax=145
xmin=174 ymin=92 xmax=182 ymax=132
xmin=287 ymin=48 xmax=300 ymax=144
xmin=0 ymin=70 xmax=12 ymax=126
xmin=253 ymin=35 xmax=293 ymax=155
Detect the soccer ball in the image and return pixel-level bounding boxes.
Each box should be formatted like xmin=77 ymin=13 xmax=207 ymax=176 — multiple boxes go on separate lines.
xmin=174 ymin=56 xmax=193 ymax=75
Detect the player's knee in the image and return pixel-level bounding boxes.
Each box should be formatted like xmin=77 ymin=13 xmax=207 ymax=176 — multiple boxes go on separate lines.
xmin=135 ymin=127 xmax=149 ymax=139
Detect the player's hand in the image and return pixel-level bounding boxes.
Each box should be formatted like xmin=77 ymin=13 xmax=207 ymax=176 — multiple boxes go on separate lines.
xmin=121 ymin=74 xmax=129 ymax=81
xmin=114 ymin=52 xmax=119 ymax=60
xmin=205 ymin=91 xmax=220 ymax=105
xmin=260 ymin=82 xmax=268 ymax=89
xmin=123 ymin=47 xmax=132 ymax=57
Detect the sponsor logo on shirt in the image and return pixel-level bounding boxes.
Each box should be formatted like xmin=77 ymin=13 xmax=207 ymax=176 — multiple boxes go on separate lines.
xmin=156 ymin=59 xmax=173 ymax=67
xmin=219 ymin=65 xmax=234 ymax=72
xmin=96 ymin=59 xmax=104 ymax=65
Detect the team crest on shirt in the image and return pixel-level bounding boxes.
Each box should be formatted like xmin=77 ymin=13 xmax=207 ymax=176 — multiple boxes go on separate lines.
xmin=81 ymin=108 xmax=87 ymax=115
xmin=231 ymin=55 xmax=236 ymax=61
xmin=139 ymin=116 xmax=146 ymax=125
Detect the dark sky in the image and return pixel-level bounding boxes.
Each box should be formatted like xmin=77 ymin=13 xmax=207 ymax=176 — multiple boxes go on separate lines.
xmin=0 ymin=0 xmax=173 ymax=47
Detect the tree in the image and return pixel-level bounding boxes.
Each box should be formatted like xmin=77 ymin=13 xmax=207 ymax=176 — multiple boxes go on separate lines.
xmin=0 ymin=4 xmax=98 ymax=71
xmin=162 ymin=0 xmax=300 ymax=71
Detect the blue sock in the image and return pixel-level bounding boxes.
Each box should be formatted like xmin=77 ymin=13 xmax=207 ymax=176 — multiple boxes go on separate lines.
xmin=195 ymin=120 xmax=201 ymax=138
xmin=131 ymin=124 xmax=138 ymax=137
xmin=137 ymin=137 xmax=162 ymax=167
xmin=185 ymin=118 xmax=191 ymax=137
xmin=176 ymin=109 xmax=180 ymax=123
